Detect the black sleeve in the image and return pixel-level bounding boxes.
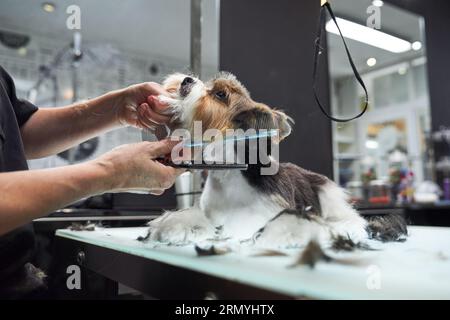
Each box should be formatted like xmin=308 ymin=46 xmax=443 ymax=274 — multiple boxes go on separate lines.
xmin=0 ymin=66 xmax=38 ymax=126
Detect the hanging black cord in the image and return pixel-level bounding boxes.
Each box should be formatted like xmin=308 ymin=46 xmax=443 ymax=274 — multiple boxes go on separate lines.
xmin=313 ymin=2 xmax=369 ymax=122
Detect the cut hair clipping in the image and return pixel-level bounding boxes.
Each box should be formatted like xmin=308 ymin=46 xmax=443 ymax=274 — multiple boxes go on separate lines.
xmin=195 ymin=245 xmax=231 ymax=256
xmin=250 ymin=249 xmax=288 ymax=257
xmin=288 ymin=239 xmax=332 ymax=269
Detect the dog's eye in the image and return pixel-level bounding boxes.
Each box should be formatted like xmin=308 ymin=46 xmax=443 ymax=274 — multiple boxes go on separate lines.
xmin=214 ymin=90 xmax=227 ymax=101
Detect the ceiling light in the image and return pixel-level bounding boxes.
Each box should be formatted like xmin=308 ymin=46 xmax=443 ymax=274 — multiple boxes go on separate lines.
xmin=17 ymin=47 xmax=27 ymax=56
xmin=412 ymin=41 xmax=422 ymax=51
xmin=366 ymin=57 xmax=377 ymax=67
xmin=398 ymin=67 xmax=407 ymax=75
xmin=372 ymin=0 xmax=384 ymax=7
xmin=366 ymin=140 xmax=379 ymax=149
xmin=326 ymin=17 xmax=412 ymax=53
xmin=42 ymin=2 xmax=56 ymax=13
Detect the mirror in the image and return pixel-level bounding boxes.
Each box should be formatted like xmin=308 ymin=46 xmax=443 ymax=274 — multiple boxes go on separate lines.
xmin=327 ymin=0 xmax=431 ymax=206
xmin=0 ymin=0 xmax=219 ymax=168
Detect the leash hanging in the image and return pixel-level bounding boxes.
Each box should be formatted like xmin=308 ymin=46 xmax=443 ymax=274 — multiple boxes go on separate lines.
xmin=313 ymin=0 xmax=369 ymax=123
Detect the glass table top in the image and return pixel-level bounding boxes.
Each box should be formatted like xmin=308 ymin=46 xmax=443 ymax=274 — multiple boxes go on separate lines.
xmin=56 ymin=225 xmax=450 ymax=299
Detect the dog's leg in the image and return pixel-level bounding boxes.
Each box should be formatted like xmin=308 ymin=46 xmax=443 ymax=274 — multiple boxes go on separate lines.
xmin=255 ymin=213 xmax=330 ymax=249
xmin=144 ymin=207 xmax=216 ymax=245
xmin=318 ymin=182 xmax=368 ymax=243
xmin=255 ymin=181 xmax=370 ymax=249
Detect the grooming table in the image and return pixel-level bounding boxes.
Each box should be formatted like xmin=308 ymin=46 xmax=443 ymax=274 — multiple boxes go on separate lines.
xmin=54 ymin=226 xmax=450 ymax=299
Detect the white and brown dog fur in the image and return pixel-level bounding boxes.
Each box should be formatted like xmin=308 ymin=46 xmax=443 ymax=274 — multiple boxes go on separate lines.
xmin=141 ymin=72 xmax=407 ymax=248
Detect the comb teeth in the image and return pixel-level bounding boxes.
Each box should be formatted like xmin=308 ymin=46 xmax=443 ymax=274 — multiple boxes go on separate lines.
xmin=182 ymin=130 xmax=278 ymax=148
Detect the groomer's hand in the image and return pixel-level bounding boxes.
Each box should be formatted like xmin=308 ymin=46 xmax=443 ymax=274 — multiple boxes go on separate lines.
xmin=116 ymin=82 xmax=173 ymax=134
xmin=94 ymin=139 xmax=183 ymax=195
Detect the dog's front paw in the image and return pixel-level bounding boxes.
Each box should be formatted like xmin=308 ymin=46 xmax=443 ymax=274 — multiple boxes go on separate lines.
xmin=328 ymin=215 xmax=369 ymax=244
xmin=145 ymin=208 xmax=216 ymax=245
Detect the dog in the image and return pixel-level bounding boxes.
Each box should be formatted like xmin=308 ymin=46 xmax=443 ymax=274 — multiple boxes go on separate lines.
xmin=141 ymin=72 xmax=407 ymax=248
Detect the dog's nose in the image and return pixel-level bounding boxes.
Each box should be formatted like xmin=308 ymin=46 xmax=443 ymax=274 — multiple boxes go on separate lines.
xmin=181 ymin=77 xmax=194 ymax=87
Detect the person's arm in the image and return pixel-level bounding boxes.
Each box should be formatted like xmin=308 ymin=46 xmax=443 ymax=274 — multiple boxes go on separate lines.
xmin=0 ymin=139 xmax=182 ymax=236
xmin=21 ymin=83 xmax=172 ymax=159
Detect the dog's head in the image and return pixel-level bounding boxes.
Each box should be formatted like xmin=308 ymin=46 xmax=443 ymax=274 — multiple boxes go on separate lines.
xmin=162 ymin=72 xmax=293 ymax=141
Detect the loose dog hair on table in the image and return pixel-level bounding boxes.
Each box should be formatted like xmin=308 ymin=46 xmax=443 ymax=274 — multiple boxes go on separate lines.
xmin=139 ymin=72 xmax=407 ymax=248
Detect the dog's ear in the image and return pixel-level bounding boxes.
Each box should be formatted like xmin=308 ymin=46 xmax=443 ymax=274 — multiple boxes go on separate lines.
xmin=273 ymin=110 xmax=294 ymax=141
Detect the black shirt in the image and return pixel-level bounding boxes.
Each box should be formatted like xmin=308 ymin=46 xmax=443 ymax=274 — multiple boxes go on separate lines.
xmin=0 ymin=66 xmax=39 ymax=291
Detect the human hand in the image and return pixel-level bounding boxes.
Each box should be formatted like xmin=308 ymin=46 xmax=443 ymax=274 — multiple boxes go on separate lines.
xmin=94 ymin=139 xmax=184 ymax=195
xmin=115 ymin=82 xmax=175 ymax=136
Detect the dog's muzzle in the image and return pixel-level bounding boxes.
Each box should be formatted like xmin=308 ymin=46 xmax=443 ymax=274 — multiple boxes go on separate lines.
xmin=180 ymin=76 xmax=195 ymax=97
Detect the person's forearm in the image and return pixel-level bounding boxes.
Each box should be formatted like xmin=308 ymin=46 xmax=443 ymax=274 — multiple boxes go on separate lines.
xmin=21 ymin=89 xmax=125 ymax=159
xmin=0 ymin=161 xmax=111 ymax=235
